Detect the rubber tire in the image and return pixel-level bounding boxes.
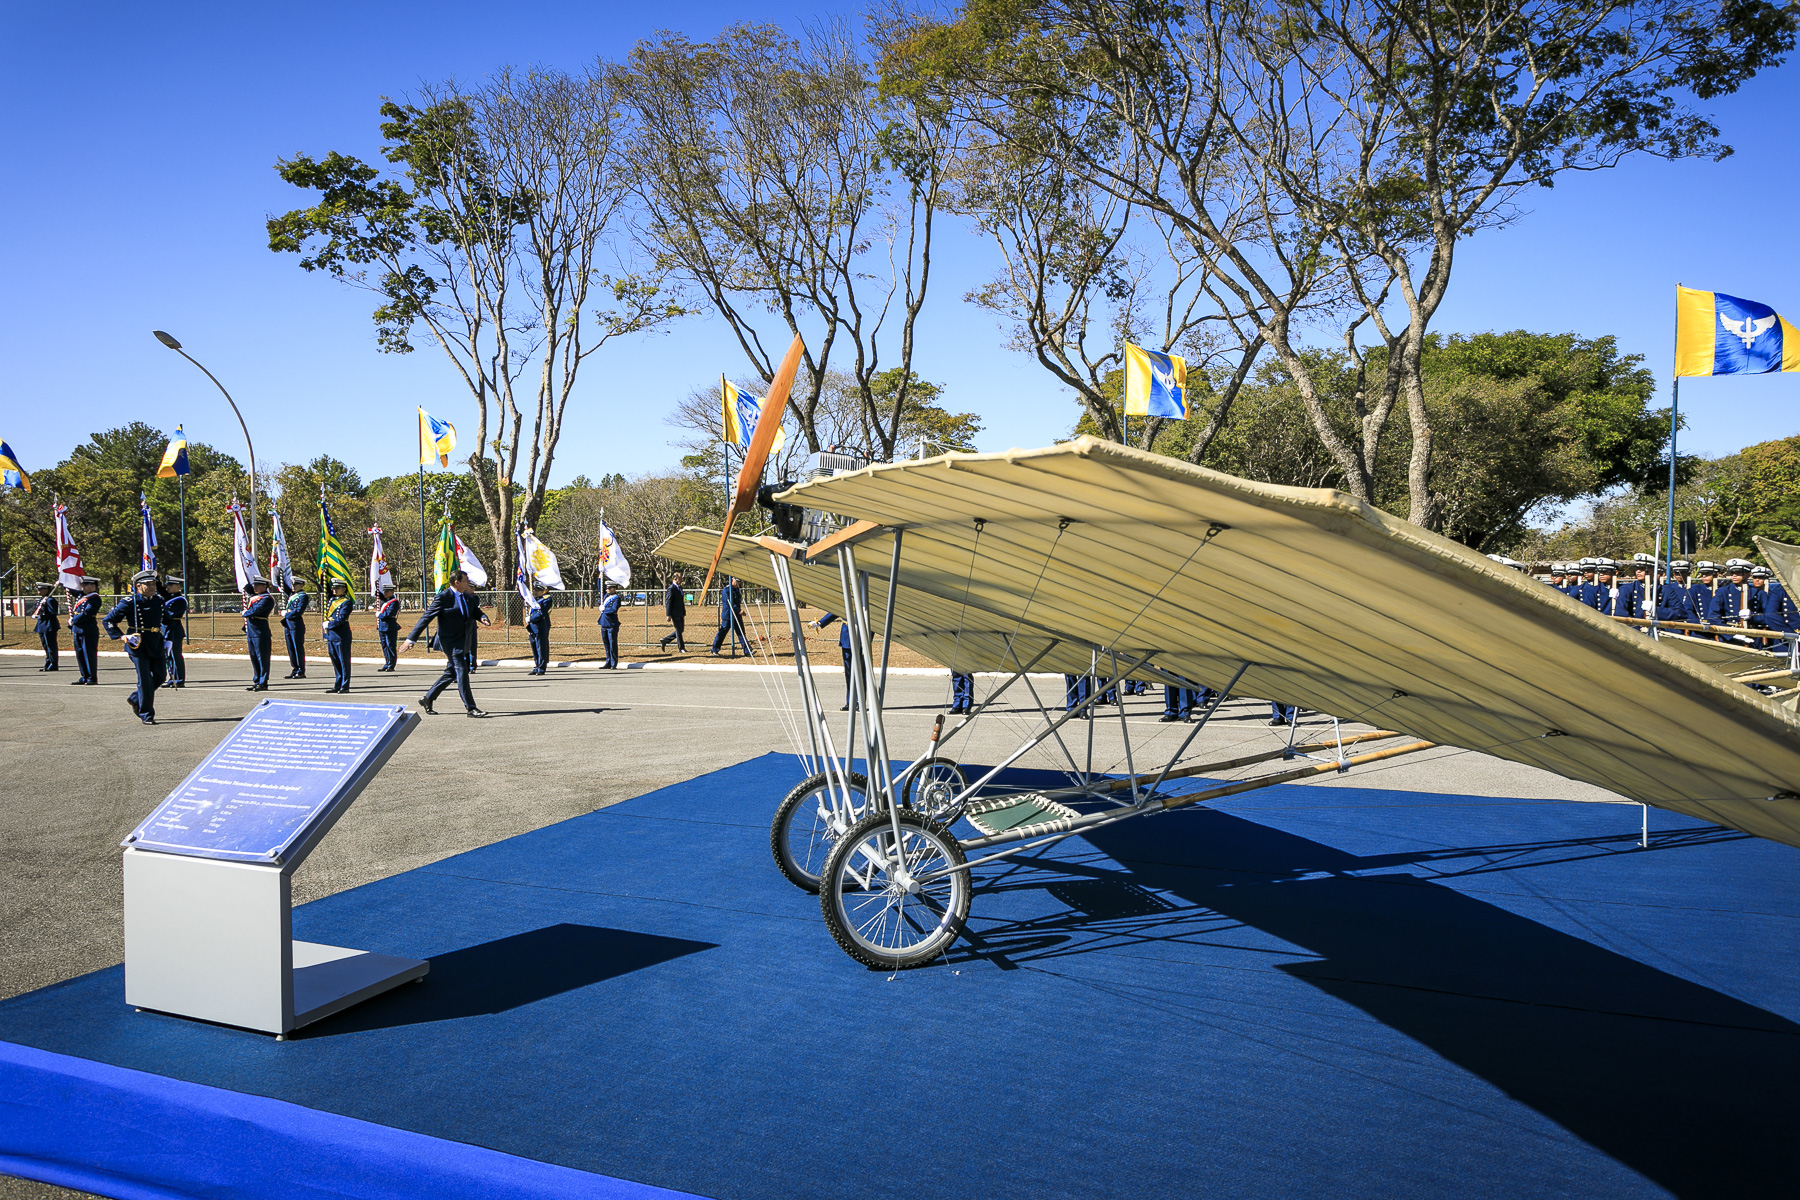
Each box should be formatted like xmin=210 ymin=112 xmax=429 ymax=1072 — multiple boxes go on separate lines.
xmin=771 ymin=770 xmax=870 ymax=893
xmin=900 ymin=756 xmax=967 ymax=819
xmin=819 ymin=809 xmax=971 ymax=970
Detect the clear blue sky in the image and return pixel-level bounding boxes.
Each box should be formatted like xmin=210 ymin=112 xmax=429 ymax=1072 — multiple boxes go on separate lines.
xmin=4 ymin=1 xmax=1797 ymax=489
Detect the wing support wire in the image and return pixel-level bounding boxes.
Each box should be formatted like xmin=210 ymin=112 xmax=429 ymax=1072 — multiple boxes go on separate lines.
xmin=770 ymin=550 xmax=858 ymax=818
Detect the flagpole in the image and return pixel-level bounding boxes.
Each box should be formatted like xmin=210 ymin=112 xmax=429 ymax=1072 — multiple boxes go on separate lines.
xmin=1666 ymin=285 xmax=1681 ymax=566
xmin=178 ymin=474 xmax=187 ymax=588
xmin=418 ymin=462 xmax=426 ymax=602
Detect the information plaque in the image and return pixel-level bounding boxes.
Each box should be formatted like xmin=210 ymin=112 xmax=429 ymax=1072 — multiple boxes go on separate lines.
xmin=121 ymin=700 xmax=425 ymax=1036
xmin=123 ymin=700 xmax=413 ymax=864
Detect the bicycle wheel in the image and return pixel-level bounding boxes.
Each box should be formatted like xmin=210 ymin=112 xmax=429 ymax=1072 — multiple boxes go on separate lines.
xmin=820 ymin=809 xmax=970 ymax=970
xmin=770 ymin=770 xmax=870 ymax=892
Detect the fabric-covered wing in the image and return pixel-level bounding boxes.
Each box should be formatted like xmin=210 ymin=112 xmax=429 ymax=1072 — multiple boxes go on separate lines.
xmin=749 ymin=437 xmax=1800 ymax=847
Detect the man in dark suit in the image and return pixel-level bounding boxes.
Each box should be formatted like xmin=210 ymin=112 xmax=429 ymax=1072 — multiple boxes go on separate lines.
xmin=32 ymin=582 xmax=59 ymax=671
xmin=710 ymin=576 xmax=751 ymax=657
xmin=658 ymin=572 xmax=687 ymax=652
xmin=812 ymin=612 xmax=854 ymax=709
xmin=402 ymin=570 xmax=492 ymax=716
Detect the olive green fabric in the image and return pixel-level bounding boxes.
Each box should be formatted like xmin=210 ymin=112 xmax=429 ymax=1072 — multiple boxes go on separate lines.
xmin=659 ymin=437 xmax=1800 ymax=847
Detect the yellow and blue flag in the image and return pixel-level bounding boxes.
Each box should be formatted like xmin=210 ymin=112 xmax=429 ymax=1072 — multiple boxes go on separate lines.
xmin=1123 ymin=343 xmax=1188 ymax=419
xmin=157 ymin=427 xmax=190 ymax=478
xmin=420 ymin=407 xmax=458 ymax=468
xmin=0 ymin=439 xmax=28 ymax=491
xmin=1676 ymin=286 xmax=1800 ymax=377
xmin=721 ymin=377 xmax=786 ymax=455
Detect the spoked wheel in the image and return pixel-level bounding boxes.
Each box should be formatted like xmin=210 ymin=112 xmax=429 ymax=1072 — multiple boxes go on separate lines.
xmin=771 ymin=771 xmax=870 ymax=892
xmin=901 ymin=756 xmax=968 ymax=821
xmin=820 ymin=810 xmax=971 ymax=970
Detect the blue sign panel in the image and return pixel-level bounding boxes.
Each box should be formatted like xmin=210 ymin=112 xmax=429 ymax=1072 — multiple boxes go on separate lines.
xmin=124 ymin=701 xmax=411 ymax=864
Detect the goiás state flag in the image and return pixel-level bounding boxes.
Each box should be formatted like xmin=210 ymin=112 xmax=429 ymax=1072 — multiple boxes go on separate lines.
xmin=1676 ymin=286 xmax=1800 ymax=377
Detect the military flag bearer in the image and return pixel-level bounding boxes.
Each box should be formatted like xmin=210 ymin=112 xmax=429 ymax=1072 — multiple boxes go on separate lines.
xmin=374 ymin=585 xmax=401 ymax=670
xmin=1691 ymin=562 xmax=1721 ymax=632
xmin=526 ymin=583 xmax=552 ymax=675
xmin=1713 ymin=560 xmax=1764 ymax=639
xmin=322 ymin=579 xmax=355 ymax=692
xmin=69 ymin=578 xmax=100 ymax=684
xmin=32 ymin=582 xmax=59 ymax=671
xmin=242 ymin=577 xmax=275 ymax=690
xmin=1656 ymin=561 xmax=1693 ymax=625
xmin=161 ymin=578 xmax=188 ymax=687
xmin=280 ymin=583 xmax=310 ymax=678
xmin=103 ymin=570 xmax=166 ymax=725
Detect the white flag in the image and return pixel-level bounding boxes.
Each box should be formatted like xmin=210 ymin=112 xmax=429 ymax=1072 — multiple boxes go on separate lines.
xmin=368 ymin=524 xmax=396 ymax=593
xmin=268 ymin=508 xmax=296 ymax=591
xmin=230 ymin=500 xmax=258 ymax=591
xmin=596 ymin=516 xmax=631 ymax=587
xmin=522 ymin=526 xmax=565 ymax=590
xmin=452 ymin=529 xmax=488 ymax=587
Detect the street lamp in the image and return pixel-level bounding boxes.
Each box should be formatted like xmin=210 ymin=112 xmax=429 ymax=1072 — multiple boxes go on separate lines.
xmin=152 ymin=331 xmax=258 ymax=561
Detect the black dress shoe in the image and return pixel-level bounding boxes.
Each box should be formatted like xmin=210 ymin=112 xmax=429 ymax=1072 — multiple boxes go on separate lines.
xmin=1158 ymin=713 xmax=1179 ymax=722
xmin=466 ymin=708 xmax=490 ymax=717
xmin=1268 ymin=717 xmax=1288 ymax=726
xmin=419 ymin=700 xmax=436 ymax=714
xmin=140 ymin=715 xmax=156 ymax=726
xmin=127 ymin=695 xmax=140 ymax=714
xmin=70 ymin=679 xmax=85 ymax=686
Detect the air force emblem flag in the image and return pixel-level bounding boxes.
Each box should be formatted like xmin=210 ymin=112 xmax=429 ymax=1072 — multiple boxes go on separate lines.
xmin=1676 ymin=286 xmax=1800 ymax=377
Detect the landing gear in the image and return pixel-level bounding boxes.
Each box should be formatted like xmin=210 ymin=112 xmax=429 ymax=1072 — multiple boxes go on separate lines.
xmin=820 ymin=810 xmax=971 ymax=970
xmin=770 ymin=771 xmax=870 ymax=892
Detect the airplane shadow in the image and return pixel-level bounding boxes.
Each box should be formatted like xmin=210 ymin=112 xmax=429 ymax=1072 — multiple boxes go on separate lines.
xmin=954 ymin=804 xmax=1800 ymax=1196
xmin=307 ymin=924 xmax=716 ymax=1035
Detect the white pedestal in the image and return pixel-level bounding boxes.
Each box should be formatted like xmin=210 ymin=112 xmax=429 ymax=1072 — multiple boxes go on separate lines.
xmin=123 ymin=848 xmax=426 ymax=1036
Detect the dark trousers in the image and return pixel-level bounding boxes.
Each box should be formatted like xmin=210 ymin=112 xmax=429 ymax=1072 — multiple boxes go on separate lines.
xmin=247 ymin=624 xmax=272 ymax=686
xmin=72 ymin=627 xmax=97 ymax=681
xmin=325 ymin=630 xmax=352 ymax=689
xmin=378 ymin=629 xmax=397 ymax=669
xmin=1165 ymin=685 xmax=1196 ymax=717
xmin=165 ymin=634 xmax=185 ymax=684
xmin=37 ymin=628 xmax=58 ymax=669
xmin=528 ymin=622 xmax=550 ymax=670
xmin=951 ymin=672 xmax=974 ymax=712
xmin=1065 ymin=674 xmax=1091 ymax=711
xmin=600 ymin=625 xmax=619 ymax=668
xmin=127 ymin=635 xmax=167 ymax=719
xmin=841 ymin=646 xmax=854 ymax=707
xmin=424 ymin=648 xmax=477 ymax=711
xmin=658 ymin=615 xmax=686 ymax=650
xmin=283 ymin=620 xmax=306 ymax=674
xmin=711 ymin=615 xmax=750 ymax=657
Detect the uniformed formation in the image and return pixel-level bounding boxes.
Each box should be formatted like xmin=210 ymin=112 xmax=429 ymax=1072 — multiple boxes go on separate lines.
xmin=1542 ymin=554 xmax=1800 ymax=641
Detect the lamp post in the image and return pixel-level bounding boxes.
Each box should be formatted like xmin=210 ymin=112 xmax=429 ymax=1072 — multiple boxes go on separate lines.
xmin=153 ymin=331 xmax=258 ymax=560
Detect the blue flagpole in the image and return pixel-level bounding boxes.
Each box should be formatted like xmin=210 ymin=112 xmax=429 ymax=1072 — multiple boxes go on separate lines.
xmin=1666 ymin=288 xmax=1681 ymax=563
xmin=178 ymin=474 xmax=187 ymax=587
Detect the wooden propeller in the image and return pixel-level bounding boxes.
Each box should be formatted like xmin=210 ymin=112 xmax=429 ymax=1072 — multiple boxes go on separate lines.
xmin=701 ymin=332 xmax=805 ymax=597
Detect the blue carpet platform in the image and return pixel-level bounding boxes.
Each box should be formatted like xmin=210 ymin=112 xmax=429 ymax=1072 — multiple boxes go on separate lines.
xmin=4 ymin=753 xmax=1799 ymax=1199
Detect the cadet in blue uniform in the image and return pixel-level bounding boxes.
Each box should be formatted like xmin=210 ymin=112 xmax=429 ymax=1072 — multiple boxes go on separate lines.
xmin=374 ymin=585 xmax=401 ymax=670
xmin=1654 ymin=560 xmax=1692 ymax=625
xmin=280 ymin=584 xmax=310 ymax=678
xmin=1269 ymin=700 xmax=1298 ymax=726
xmin=950 ymin=671 xmax=974 ymax=714
xmin=1597 ymin=559 xmax=1640 ymax=619
xmin=1162 ymin=679 xmax=1196 ymax=723
xmin=596 ymin=582 xmax=622 ymax=669
xmin=1689 ymin=562 xmax=1720 ymax=631
xmin=711 ymin=576 xmax=751 ymax=657
xmin=1546 ymin=563 xmax=1568 ymax=594
xmin=813 ymin=613 xmax=855 ymax=709
xmin=321 ymin=579 xmax=355 ymax=692
xmin=242 ymin=577 xmax=276 ymax=690
xmin=402 ymin=570 xmax=491 ymax=716
xmin=1752 ymin=566 xmax=1794 ymax=646
xmin=69 ymin=578 xmax=101 ymax=684
xmin=658 ymin=572 xmax=687 ymax=652
xmin=526 ymin=583 xmax=552 ymax=674
xmin=103 ymin=570 xmax=166 ymax=725
xmin=1065 ymin=673 xmax=1091 ymax=716
xmin=161 ymin=577 xmax=188 ymax=687
xmin=1712 ymin=559 xmax=1763 ymax=640
xmin=32 ymin=582 xmax=59 ymax=671
xmin=1571 ymin=558 xmax=1600 ymax=608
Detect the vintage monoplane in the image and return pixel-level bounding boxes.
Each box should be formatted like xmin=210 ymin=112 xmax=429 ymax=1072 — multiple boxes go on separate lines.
xmin=661 ymin=337 xmax=1800 ymax=970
